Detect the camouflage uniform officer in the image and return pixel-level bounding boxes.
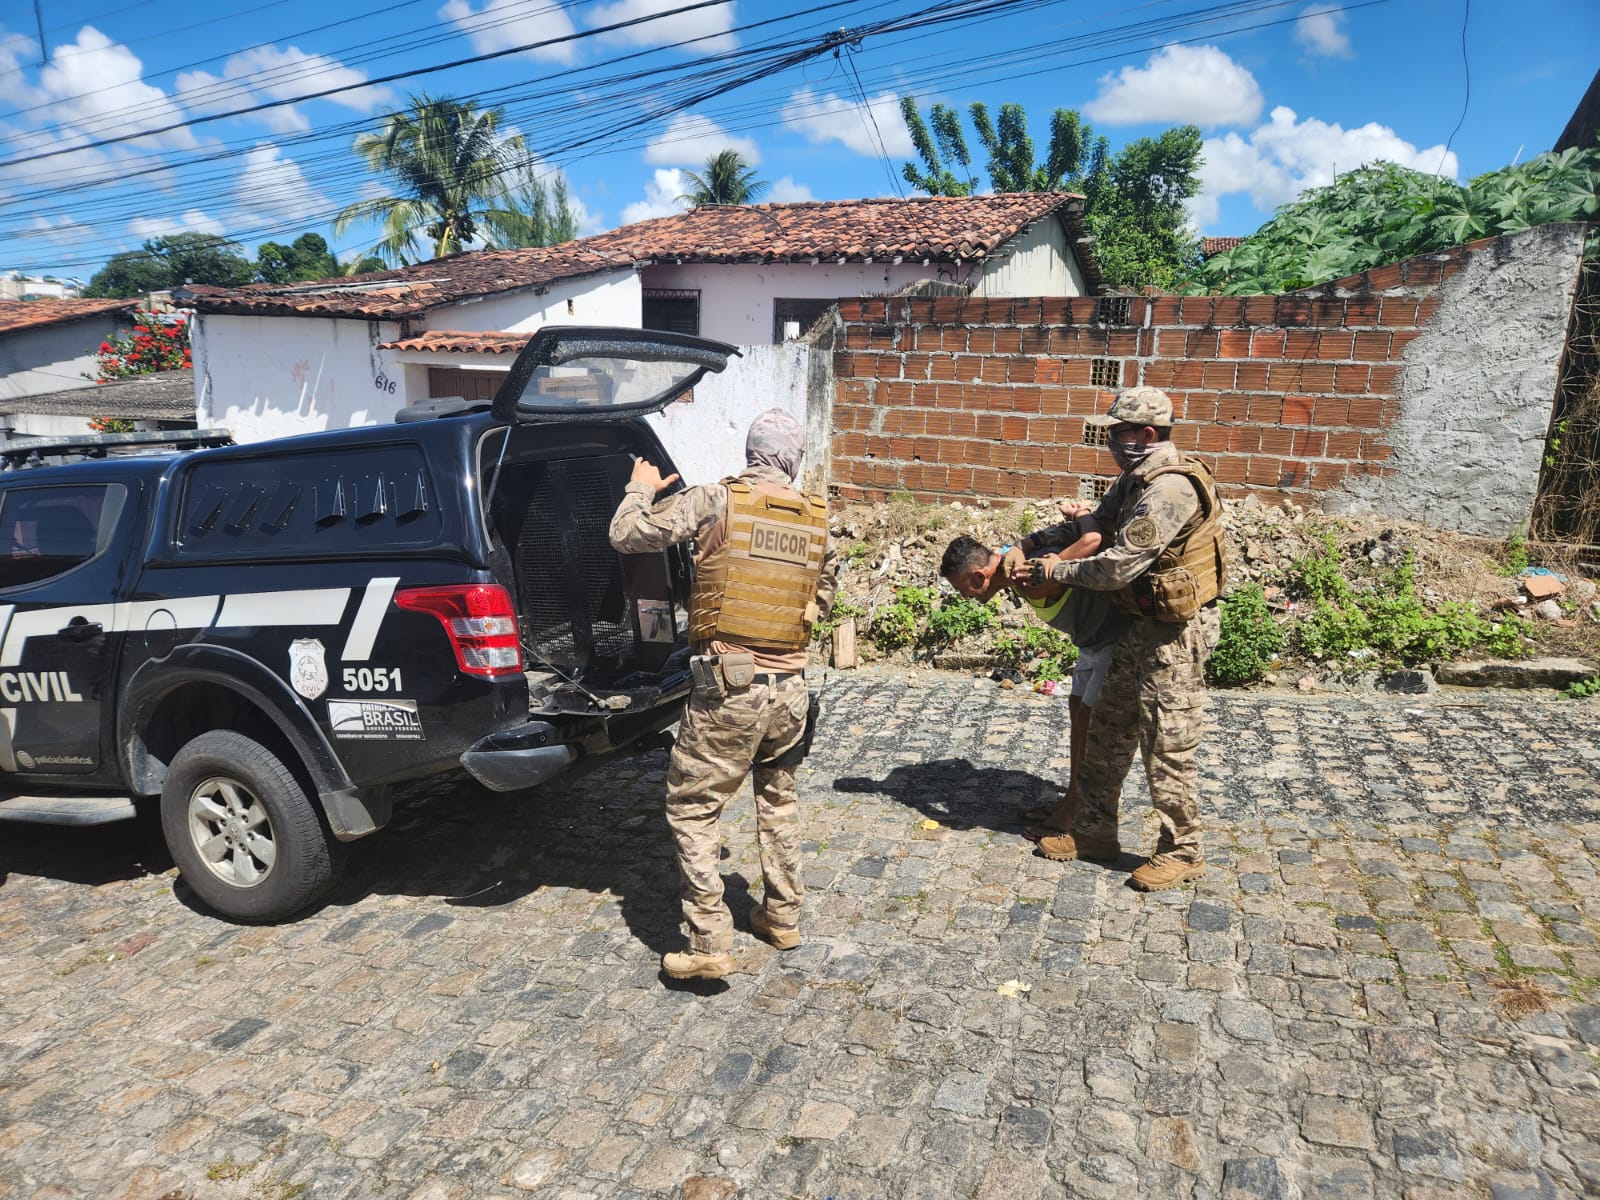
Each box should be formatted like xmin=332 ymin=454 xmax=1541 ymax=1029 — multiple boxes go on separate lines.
xmin=609 ymin=409 xmax=836 ymax=979
xmin=1004 ymin=386 xmax=1225 ymax=891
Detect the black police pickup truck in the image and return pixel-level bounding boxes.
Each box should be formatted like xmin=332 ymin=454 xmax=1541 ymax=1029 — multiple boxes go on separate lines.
xmin=0 ymin=327 xmax=735 ymax=921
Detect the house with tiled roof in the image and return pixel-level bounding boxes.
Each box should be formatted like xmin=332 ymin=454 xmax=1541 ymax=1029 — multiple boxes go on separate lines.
xmin=0 ymin=298 xmax=146 ymax=438
xmin=185 ymin=193 xmax=1097 ymax=445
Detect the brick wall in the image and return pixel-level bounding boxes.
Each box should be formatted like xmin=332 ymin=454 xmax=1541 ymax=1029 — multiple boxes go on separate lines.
xmin=829 ymin=241 xmax=1493 ymax=507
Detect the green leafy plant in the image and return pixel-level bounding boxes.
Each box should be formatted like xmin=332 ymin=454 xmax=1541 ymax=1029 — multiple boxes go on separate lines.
xmin=1185 ymin=145 xmax=1600 ymax=295
xmin=869 ymin=586 xmax=936 ymax=652
xmin=1017 ymin=509 xmax=1037 ymax=537
xmin=1207 ymin=583 xmax=1284 ymax=687
xmin=1561 ymin=674 xmax=1600 ymax=699
xmin=1288 ymin=551 xmax=1534 ymax=667
xmin=1496 ymin=531 xmax=1532 ymax=577
xmin=812 ymin=599 xmax=864 ymax=643
xmin=844 ymin=541 xmax=872 ymax=565
xmin=992 ymin=621 xmax=1071 ymax=666
xmin=923 ymin=595 xmax=996 ymax=648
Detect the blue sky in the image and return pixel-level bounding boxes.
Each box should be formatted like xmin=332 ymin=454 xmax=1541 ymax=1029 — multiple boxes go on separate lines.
xmin=1 ymin=0 xmax=1595 ymax=283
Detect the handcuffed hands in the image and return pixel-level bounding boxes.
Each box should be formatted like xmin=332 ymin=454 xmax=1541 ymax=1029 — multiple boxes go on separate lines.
xmin=1001 ymin=544 xmax=1028 ymax=581
xmin=1027 ymin=553 xmax=1063 ymax=586
xmin=1057 ymin=498 xmax=1092 ymax=520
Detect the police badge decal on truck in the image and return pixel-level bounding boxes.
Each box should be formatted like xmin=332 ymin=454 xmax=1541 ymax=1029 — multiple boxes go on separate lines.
xmin=0 ymin=328 xmax=737 ymax=921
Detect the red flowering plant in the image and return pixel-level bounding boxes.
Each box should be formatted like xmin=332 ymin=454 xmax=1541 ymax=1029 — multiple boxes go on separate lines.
xmin=95 ymin=312 xmax=191 ymax=382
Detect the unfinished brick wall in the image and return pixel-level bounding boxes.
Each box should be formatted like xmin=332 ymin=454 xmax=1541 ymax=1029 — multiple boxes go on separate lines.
xmin=830 ymin=239 xmax=1491 ymax=508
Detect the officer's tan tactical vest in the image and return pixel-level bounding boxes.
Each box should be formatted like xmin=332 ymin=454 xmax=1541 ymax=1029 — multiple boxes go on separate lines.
xmin=689 ymin=477 xmax=828 ymax=650
xmin=1108 ymin=457 xmax=1226 ymax=622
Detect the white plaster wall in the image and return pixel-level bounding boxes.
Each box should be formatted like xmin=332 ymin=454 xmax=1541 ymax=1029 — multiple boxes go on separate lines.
xmin=192 ymin=313 xmax=405 ymax=444
xmin=0 ymin=319 xmax=122 ymax=400
xmin=975 ymin=217 xmax=1085 ymax=297
xmin=0 ymin=414 xmax=94 ymax=438
xmin=645 ymin=343 xmax=814 ymax=487
xmin=417 ymin=268 xmax=640 ymax=333
xmin=1328 ymin=222 xmax=1588 ymax=537
xmin=642 ymin=262 xmax=979 ymax=345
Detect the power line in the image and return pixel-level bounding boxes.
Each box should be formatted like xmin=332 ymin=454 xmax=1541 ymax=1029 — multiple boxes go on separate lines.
xmin=7 ymin=0 xmax=1389 ymax=273
xmin=0 ymin=0 xmax=743 ymax=166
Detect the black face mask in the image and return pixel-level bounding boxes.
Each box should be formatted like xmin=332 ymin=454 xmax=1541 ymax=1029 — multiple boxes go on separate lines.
xmin=1108 ymin=436 xmax=1156 ymax=472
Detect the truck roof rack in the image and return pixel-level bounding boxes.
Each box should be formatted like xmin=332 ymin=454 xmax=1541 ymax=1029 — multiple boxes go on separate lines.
xmin=0 ymin=428 xmax=234 ymax=471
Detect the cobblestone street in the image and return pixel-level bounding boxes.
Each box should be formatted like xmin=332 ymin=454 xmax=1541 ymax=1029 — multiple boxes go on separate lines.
xmin=3 ymin=667 xmax=1600 ymax=1199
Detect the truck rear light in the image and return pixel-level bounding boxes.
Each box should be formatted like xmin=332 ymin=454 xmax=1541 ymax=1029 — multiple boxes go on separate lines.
xmin=395 ymin=584 xmax=523 ymax=678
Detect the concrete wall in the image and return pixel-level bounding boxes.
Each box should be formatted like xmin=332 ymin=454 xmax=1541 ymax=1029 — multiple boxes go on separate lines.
xmin=0 ymin=318 xmax=123 ymax=401
xmin=1328 ymin=222 xmax=1586 ymax=533
xmin=416 ymin=269 xmax=640 ymax=333
xmin=829 ymin=224 xmax=1589 ymax=538
xmin=645 ymin=341 xmax=822 ymax=489
xmin=193 ymin=313 xmax=405 ymax=442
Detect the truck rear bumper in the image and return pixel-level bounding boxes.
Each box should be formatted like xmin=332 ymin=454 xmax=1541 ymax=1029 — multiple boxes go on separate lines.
xmin=460 ymin=721 xmax=579 ymax=793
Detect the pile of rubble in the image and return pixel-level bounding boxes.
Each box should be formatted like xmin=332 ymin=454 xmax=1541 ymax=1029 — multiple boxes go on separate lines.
xmin=817 ymin=492 xmax=1600 ymax=686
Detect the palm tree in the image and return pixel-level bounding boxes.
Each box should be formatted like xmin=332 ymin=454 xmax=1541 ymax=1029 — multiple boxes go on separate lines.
xmin=678 ymin=149 xmax=769 ymax=207
xmin=334 ymin=93 xmax=530 ymax=265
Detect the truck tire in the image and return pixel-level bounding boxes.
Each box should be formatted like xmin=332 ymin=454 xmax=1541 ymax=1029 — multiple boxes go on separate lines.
xmin=160 ymin=730 xmax=344 ymax=922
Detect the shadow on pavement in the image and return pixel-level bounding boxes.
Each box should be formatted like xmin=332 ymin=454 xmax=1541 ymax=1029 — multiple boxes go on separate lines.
xmin=0 ymin=803 xmax=173 ymax=891
xmin=831 ymin=756 xmax=1062 ymax=834
xmin=325 ymin=752 xmax=770 ymax=963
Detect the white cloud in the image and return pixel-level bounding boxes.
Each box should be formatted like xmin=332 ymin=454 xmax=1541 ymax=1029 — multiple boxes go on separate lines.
xmin=25 ymin=213 xmax=93 ymax=248
xmin=620 ymin=168 xmax=689 ymax=224
xmin=175 ymin=46 xmax=395 ymax=134
xmin=1294 ymin=5 xmax=1352 ymax=57
xmin=33 ymin=27 xmax=197 ymax=152
xmin=1191 ymin=105 xmax=1457 ymax=229
xmin=1084 ymin=44 xmax=1263 ymax=129
xmin=236 ymin=143 xmax=331 ymax=224
xmin=0 ymin=27 xmax=42 ymax=107
xmin=588 ymin=0 xmax=736 ymax=53
xmin=783 ymin=87 xmax=913 ymax=158
xmin=768 ymin=176 xmax=814 ymax=204
xmin=643 ymin=113 xmax=760 ymax=167
xmin=438 ymin=0 xmax=581 ymax=65
xmin=128 ymin=209 xmax=225 ymax=240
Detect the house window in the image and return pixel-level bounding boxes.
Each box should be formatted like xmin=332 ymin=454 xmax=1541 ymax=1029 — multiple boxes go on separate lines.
xmin=428 ymin=368 xmax=505 ymax=403
xmin=773 ymin=298 xmax=836 ymax=343
xmin=643 ymin=289 xmax=700 ymax=336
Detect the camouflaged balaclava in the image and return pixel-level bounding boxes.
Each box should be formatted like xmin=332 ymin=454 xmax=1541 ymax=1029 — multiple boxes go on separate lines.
xmin=745 ymin=408 xmax=804 ymax=480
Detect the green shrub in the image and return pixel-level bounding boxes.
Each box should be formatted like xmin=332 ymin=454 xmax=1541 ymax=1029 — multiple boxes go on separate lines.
xmin=1285 ymin=530 xmax=1350 ymax=604
xmin=1495 ymin=531 xmax=1532 ymax=577
xmin=1288 ymin=552 xmax=1532 ymax=667
xmin=869 ymin=586 xmax=936 ymax=652
xmin=1208 ymin=583 xmax=1284 ymax=686
xmin=812 ymin=599 xmax=864 ymax=642
xmin=1562 ymin=674 xmax=1600 ymax=699
xmin=923 ymin=595 xmax=996 ymax=647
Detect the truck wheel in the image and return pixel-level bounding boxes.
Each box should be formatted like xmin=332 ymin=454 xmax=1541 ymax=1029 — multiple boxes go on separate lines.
xmin=160 ymin=730 xmax=343 ymax=922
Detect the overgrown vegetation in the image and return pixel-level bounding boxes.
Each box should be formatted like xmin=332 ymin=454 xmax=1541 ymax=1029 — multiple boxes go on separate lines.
xmin=1286 ymin=536 xmax=1533 ymax=668
xmin=1188 ymin=145 xmax=1600 ymax=294
xmin=1207 ymin=583 xmax=1283 ymax=686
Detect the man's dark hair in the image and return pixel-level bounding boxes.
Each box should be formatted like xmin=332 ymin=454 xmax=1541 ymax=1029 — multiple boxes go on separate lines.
xmin=1154 ymin=426 xmax=1172 ymax=441
xmin=940 ymin=535 xmax=991 ymax=578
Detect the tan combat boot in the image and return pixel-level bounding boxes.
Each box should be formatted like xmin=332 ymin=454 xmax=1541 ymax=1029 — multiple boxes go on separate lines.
xmin=1129 ymin=853 xmax=1205 ymax=892
xmin=1034 ymin=832 xmax=1120 ymax=863
xmin=662 ymin=949 xmax=736 ymax=980
xmin=750 ymin=906 xmax=801 ymax=950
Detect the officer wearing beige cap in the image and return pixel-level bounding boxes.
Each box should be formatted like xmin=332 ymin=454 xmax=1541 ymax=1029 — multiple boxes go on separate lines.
xmin=1002 ymin=385 xmax=1225 ymax=890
